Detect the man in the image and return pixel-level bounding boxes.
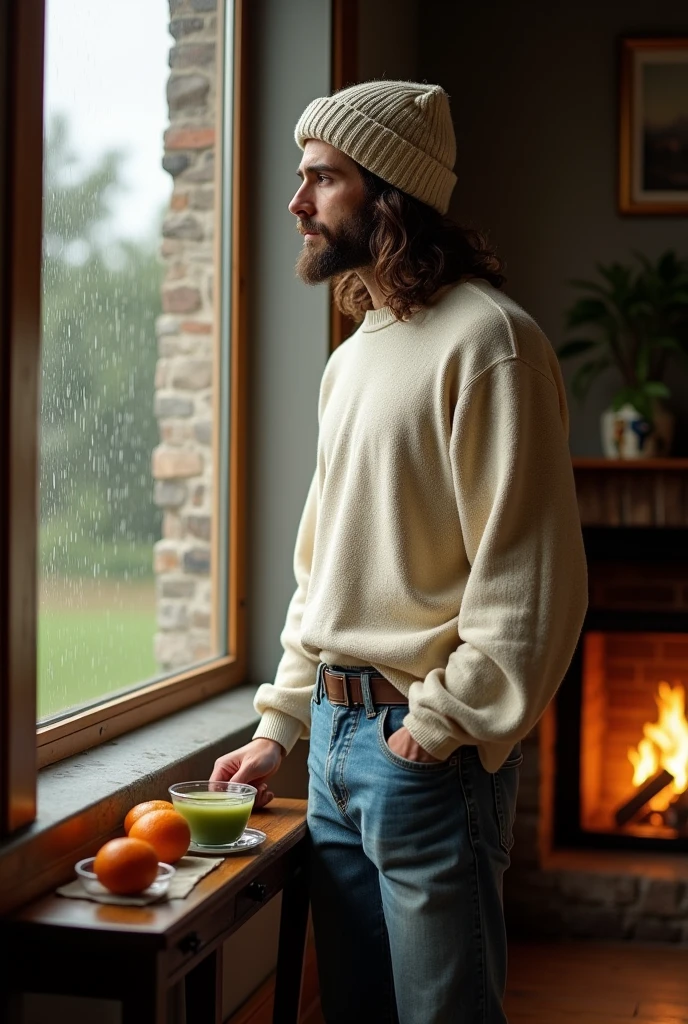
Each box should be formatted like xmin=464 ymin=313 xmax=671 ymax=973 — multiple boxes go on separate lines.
xmin=211 ymin=80 xmax=588 ymax=1023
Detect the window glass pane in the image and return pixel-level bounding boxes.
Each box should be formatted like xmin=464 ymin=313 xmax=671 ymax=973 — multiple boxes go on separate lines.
xmin=39 ymin=0 xmax=228 ymax=722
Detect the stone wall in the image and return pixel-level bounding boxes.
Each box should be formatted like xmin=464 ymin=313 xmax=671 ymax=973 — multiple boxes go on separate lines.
xmin=153 ymin=0 xmax=219 ymax=671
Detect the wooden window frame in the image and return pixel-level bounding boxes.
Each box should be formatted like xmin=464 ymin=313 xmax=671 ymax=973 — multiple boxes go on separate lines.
xmin=0 ymin=0 xmax=43 ymax=836
xmin=1 ymin=0 xmax=250 ymax=824
xmin=329 ymin=0 xmax=359 ymax=353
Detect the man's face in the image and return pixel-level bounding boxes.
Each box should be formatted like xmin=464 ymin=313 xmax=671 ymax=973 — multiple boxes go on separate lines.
xmin=289 ymin=140 xmax=374 ymax=284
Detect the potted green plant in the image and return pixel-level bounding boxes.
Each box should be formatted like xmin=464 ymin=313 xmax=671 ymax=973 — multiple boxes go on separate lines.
xmin=557 ymin=249 xmax=688 ymax=458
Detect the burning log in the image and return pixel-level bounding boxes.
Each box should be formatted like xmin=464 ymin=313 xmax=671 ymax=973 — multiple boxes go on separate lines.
xmin=663 ymin=790 xmax=688 ymax=832
xmin=614 ymin=768 xmax=675 ymax=827
xmin=618 ymin=681 xmax=688 ymax=831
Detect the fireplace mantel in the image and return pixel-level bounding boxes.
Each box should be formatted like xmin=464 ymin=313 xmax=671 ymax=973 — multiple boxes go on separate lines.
xmin=572 ymin=458 xmax=688 ymax=527
xmin=572 ymin=459 xmax=688 ymax=470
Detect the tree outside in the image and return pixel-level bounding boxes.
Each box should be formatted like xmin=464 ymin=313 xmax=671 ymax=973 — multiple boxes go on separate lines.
xmin=39 ymin=113 xmax=165 ymax=719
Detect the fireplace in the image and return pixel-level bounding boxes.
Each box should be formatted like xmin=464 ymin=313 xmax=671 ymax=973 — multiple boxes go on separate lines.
xmin=501 ymin=458 xmax=688 ymax=942
xmin=554 ymin=528 xmax=688 ymax=853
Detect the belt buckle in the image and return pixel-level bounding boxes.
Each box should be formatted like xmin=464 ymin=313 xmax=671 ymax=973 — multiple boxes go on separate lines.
xmin=340 ymin=672 xmax=351 ymax=708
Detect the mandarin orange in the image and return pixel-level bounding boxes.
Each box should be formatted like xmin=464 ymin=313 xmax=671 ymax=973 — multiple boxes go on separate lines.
xmin=129 ymin=808 xmax=190 ymax=864
xmin=124 ymin=799 xmax=175 ymax=834
xmin=93 ymin=837 xmax=159 ymax=895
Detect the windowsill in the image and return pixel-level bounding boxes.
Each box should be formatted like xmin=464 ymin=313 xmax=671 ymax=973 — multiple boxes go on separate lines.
xmin=0 ymin=685 xmax=262 ymax=915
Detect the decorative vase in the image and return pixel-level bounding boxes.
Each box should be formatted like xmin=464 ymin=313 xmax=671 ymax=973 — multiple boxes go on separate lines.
xmin=600 ymin=403 xmax=675 ymax=459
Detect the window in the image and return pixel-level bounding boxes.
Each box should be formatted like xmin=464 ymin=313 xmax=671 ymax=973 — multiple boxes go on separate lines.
xmin=1 ymin=0 xmax=248 ymax=832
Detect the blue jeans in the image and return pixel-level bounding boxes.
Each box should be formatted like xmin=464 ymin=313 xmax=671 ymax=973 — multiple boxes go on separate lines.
xmin=306 ymin=664 xmax=522 ymax=1024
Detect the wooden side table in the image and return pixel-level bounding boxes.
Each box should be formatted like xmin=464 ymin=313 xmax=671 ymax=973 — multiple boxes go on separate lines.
xmin=0 ymin=798 xmax=310 ymax=1024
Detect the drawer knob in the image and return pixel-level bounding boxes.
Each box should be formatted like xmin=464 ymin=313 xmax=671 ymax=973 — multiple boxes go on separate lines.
xmin=246 ymin=881 xmax=267 ymax=902
xmin=178 ymin=931 xmax=202 ymax=955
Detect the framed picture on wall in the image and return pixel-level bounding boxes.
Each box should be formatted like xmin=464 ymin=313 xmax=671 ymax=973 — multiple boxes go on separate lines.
xmin=619 ymin=36 xmax=688 ymax=215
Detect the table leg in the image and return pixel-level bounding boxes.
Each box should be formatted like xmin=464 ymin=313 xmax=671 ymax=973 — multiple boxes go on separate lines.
xmin=185 ymin=946 xmax=223 ymax=1024
xmin=0 ymin=989 xmax=21 ymax=1024
xmin=273 ymin=843 xmax=311 ymax=1024
xmin=120 ymin=966 xmax=167 ymax=1024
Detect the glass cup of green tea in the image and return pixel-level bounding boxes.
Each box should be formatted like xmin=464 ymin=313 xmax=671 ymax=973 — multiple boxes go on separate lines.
xmin=169 ymin=781 xmax=257 ymax=847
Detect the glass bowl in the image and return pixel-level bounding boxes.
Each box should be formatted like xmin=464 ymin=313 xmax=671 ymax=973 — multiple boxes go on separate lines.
xmin=169 ymin=781 xmax=257 ymax=848
xmin=74 ymin=857 xmax=175 ymax=897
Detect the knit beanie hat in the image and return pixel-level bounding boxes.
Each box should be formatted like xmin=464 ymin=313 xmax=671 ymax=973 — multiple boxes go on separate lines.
xmin=295 ymin=80 xmax=457 ymax=215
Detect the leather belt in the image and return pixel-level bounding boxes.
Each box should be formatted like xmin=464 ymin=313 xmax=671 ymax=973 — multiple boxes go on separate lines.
xmin=322 ymin=667 xmax=408 ymax=706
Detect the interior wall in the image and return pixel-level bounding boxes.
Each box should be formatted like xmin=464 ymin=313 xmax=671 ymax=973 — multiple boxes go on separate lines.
xmin=224 ymin=0 xmax=332 ymax=1016
xmin=357 ymin=0 xmax=419 ymax=82
xmin=417 ymin=0 xmax=688 ymax=455
xmin=245 ymin=0 xmax=332 ymax=695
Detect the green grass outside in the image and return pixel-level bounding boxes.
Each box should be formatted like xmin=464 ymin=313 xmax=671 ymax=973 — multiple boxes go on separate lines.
xmin=38 ymin=582 xmax=158 ymax=721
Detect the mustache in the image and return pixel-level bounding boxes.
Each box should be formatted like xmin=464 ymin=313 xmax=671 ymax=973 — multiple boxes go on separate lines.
xmin=297 ymin=220 xmax=333 ymax=242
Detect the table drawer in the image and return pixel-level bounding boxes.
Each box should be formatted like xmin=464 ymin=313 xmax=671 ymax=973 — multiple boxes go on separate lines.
xmin=166 ymin=895 xmax=237 ymax=979
xmin=234 ymin=858 xmax=287 ymax=924
xmin=165 ymin=860 xmax=287 ymax=979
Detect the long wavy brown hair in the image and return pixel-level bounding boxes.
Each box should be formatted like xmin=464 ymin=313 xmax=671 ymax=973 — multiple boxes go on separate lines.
xmin=333 ymin=166 xmax=506 ymax=323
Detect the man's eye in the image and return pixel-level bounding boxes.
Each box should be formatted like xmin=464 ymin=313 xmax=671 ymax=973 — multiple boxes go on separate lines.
xmin=317 ymin=174 xmax=330 ymax=184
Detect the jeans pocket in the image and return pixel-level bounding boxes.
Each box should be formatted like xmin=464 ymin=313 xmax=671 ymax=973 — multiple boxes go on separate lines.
xmin=376 ymin=705 xmax=454 ymax=774
xmin=491 ymin=746 xmax=522 ymax=853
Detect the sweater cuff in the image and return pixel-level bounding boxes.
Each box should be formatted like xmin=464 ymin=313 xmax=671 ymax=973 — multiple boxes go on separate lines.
xmin=403 ymin=712 xmax=462 ymax=762
xmin=253 ymin=710 xmax=304 ymax=756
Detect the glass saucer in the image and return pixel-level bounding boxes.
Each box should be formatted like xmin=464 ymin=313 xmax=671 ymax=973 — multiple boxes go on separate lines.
xmin=74 ymin=858 xmax=175 ymax=897
xmin=188 ymin=827 xmax=267 ymax=855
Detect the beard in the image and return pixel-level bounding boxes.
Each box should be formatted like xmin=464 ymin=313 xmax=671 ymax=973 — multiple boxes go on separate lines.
xmin=295 ymin=202 xmax=375 ymax=284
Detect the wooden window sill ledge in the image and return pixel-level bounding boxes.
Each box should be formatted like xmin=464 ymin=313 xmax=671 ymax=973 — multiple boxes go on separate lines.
xmin=0 ymin=685 xmax=263 ymax=915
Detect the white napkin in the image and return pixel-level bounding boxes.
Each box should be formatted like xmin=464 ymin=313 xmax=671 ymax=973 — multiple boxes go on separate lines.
xmin=56 ymin=855 xmax=223 ymax=906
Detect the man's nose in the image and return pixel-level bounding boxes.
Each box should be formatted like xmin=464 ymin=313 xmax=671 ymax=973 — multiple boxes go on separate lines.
xmin=288 ymin=184 xmax=314 ymax=218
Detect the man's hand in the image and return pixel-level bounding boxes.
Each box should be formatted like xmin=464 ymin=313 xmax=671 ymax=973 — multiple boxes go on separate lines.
xmin=210 ymin=738 xmax=284 ymax=808
xmin=386 ymin=725 xmax=443 ymax=763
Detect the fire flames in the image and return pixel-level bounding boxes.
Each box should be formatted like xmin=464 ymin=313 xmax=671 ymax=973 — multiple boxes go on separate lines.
xmin=628 ymin=682 xmax=688 ymax=812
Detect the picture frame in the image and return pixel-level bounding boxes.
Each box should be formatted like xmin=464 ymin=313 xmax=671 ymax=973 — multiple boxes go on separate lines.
xmin=619 ymin=36 xmax=688 ymax=215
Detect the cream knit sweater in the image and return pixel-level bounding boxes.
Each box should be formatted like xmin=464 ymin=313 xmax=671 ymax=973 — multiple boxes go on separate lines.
xmin=253 ymin=279 xmax=588 ymax=771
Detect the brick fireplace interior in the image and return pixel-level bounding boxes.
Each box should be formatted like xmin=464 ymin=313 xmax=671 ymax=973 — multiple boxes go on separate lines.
xmin=504 ymin=463 xmax=688 ymax=943
xmin=555 ymin=527 xmax=688 ymax=853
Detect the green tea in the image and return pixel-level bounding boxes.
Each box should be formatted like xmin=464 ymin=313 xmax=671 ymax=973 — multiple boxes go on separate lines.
xmin=172 ymin=792 xmax=254 ymax=846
